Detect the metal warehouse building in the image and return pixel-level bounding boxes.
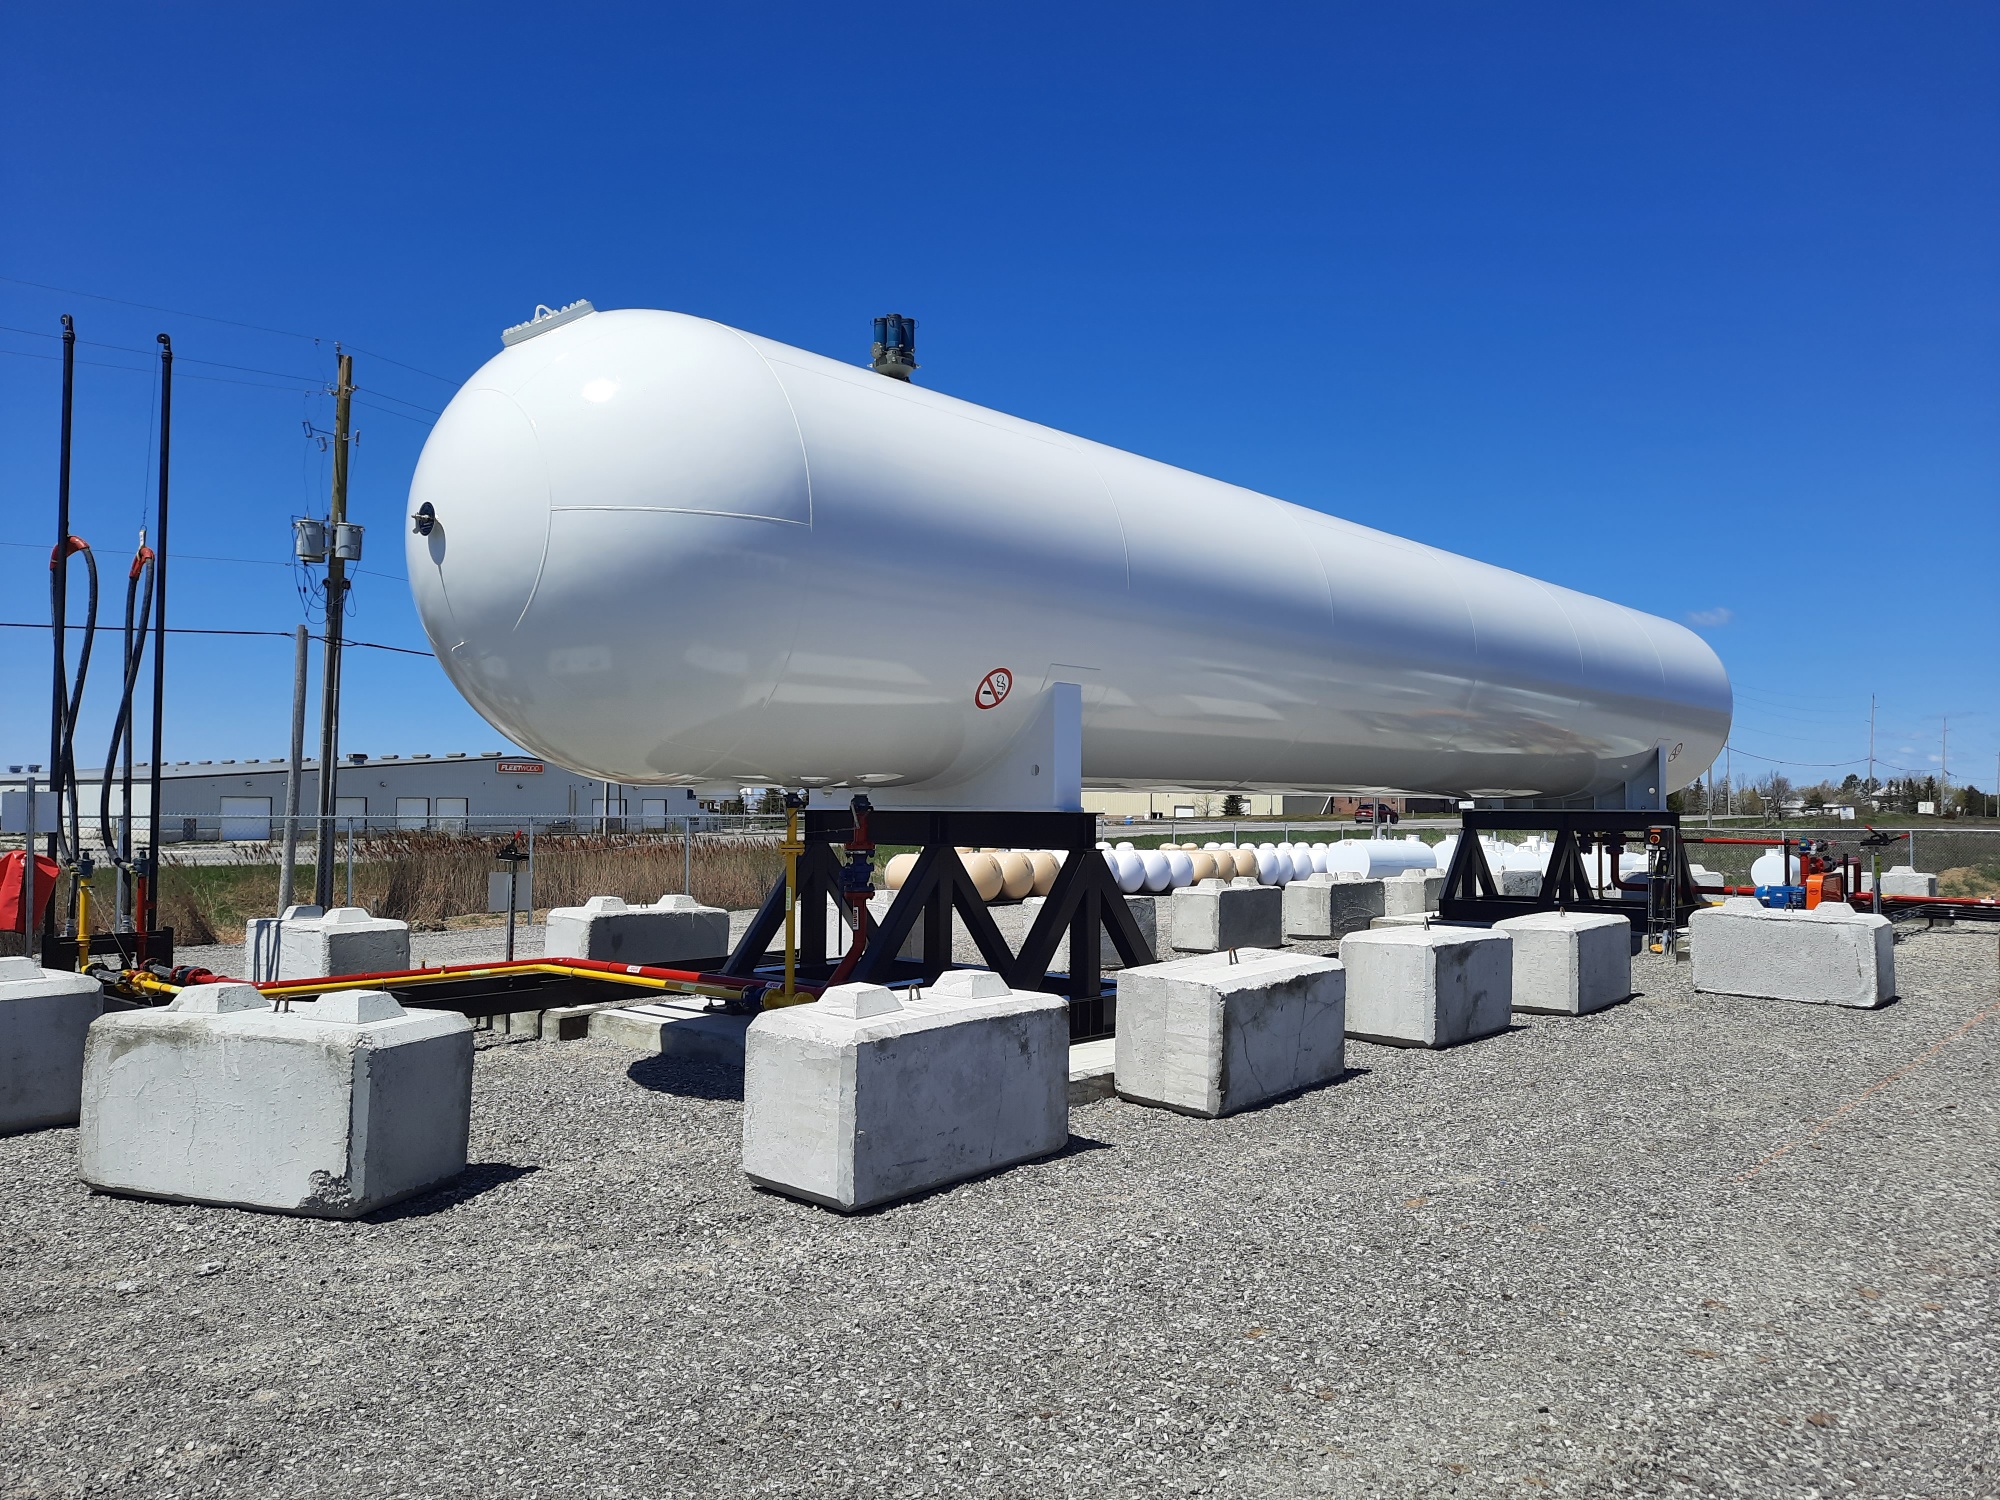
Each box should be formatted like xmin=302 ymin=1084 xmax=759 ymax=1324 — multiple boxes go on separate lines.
xmin=2 ymin=752 xmax=700 ymax=842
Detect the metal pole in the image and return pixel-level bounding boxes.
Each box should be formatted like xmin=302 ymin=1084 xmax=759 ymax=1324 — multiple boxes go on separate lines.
xmin=505 ymin=856 xmax=519 ymax=963
xmin=20 ymin=771 xmax=38 ymax=960
xmin=683 ymin=815 xmax=693 ymax=898
xmin=526 ymin=819 xmax=535 ymax=915
xmin=313 ymin=351 xmax=355 ymax=907
xmin=143 ymin=334 xmax=172 ymax=937
xmin=345 ymin=817 xmax=354 ymax=908
xmin=50 ymin=319 xmax=74 ymax=910
xmin=278 ymin=624 xmax=309 ymax=909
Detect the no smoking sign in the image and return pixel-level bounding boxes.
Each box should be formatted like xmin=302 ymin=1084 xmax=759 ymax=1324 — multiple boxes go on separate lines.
xmin=975 ymin=668 xmax=1013 ymax=710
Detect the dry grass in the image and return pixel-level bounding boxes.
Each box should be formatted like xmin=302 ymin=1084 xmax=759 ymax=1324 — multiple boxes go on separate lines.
xmin=147 ymin=833 xmax=783 ymax=942
xmin=1939 ymin=864 xmax=2000 ymax=899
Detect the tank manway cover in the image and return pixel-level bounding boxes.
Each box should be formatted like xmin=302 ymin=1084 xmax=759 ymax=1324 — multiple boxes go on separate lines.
xmin=502 ymin=300 xmax=596 ymax=347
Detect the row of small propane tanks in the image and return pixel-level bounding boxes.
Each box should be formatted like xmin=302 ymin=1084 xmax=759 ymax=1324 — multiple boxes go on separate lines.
xmin=876 ymin=832 xmax=1748 ymax=906
xmin=883 ymin=836 xmax=1444 ymax=903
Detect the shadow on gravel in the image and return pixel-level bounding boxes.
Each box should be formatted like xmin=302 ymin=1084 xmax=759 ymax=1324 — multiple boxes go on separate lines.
xmin=366 ymin=1163 xmax=540 ymax=1222
xmin=750 ymin=1133 xmax=1117 ymax=1217
xmin=627 ymin=1054 xmax=745 ymax=1102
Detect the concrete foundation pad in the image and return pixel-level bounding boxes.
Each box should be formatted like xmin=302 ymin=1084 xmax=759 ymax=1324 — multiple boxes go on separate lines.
xmin=276 ymin=906 xmax=411 ymax=981
xmin=742 ymin=972 xmax=1070 ymax=1211
xmin=1172 ymin=878 xmax=1283 ymax=952
xmin=79 ymin=984 xmax=472 ymax=1217
xmin=1 ymin=957 xmax=105 ymax=1134
xmin=1494 ymin=910 xmax=1633 ymax=1015
xmin=1340 ymin=926 xmax=1512 ymax=1048
xmin=1067 ymin=1037 xmax=1116 ymax=1105
xmin=543 ymin=894 xmax=730 ymax=966
xmin=1116 ymin=947 xmax=1345 ymax=1117
xmin=1283 ymin=874 xmax=1383 ymax=942
xmin=589 ymin=1000 xmax=754 ymax=1065
xmin=1690 ymin=897 xmax=1895 ymax=1008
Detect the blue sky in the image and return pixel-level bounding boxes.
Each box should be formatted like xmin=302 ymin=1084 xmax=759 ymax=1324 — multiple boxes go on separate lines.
xmin=3 ymin=3 xmax=1994 ymax=793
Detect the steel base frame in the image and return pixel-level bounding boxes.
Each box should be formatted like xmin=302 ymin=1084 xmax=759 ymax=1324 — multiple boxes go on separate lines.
xmin=1437 ymin=809 xmax=1702 ymax=930
xmin=720 ymin=810 xmax=1154 ymax=1039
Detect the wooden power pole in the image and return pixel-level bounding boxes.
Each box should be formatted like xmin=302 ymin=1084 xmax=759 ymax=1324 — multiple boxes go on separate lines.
xmin=312 ymin=352 xmax=355 ymax=909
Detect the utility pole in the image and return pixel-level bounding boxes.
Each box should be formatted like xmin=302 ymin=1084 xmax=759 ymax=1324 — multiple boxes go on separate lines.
xmin=312 ymin=351 xmax=355 ymax=909
xmin=1866 ymin=696 xmax=1875 ymax=797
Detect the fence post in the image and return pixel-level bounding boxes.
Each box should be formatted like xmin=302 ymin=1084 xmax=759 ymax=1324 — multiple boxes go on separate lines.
xmin=345 ymin=818 xmax=354 ymax=908
xmin=684 ymin=816 xmax=694 ymax=899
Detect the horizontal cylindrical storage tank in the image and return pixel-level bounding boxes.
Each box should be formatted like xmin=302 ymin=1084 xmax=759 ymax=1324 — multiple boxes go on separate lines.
xmin=1324 ymin=839 xmax=1439 ymax=879
xmin=409 ymin=308 xmax=1731 ymax=800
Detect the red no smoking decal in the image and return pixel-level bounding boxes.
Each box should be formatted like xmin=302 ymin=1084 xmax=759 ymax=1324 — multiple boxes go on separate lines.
xmin=975 ymin=667 xmax=1013 ymax=710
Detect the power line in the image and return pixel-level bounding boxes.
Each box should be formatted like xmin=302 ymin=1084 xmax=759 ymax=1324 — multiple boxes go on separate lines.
xmin=0 ymin=620 xmax=433 ymax=657
xmin=1 ymin=274 xmax=465 ymax=384
xmin=0 ymin=272 xmax=326 ymax=344
xmin=0 ymin=345 xmax=314 ymax=394
xmin=0 ymin=539 xmax=406 ymax=585
xmin=0 ymin=323 xmax=325 ymax=383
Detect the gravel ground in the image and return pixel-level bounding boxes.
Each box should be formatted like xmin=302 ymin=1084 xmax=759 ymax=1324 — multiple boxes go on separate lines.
xmin=4 ymin=929 xmax=1996 ymax=1499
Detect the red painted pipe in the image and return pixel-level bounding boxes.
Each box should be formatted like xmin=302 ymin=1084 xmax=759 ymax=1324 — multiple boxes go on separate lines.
xmin=146 ymin=955 xmax=820 ymax=997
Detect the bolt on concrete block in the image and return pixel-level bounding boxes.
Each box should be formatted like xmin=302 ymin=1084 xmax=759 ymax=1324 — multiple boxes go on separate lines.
xmin=742 ymin=972 xmax=1069 ymax=1212
xmin=1116 ymin=947 xmax=1346 ymax=1118
xmin=1689 ymin=897 xmax=1894 ymax=1008
xmin=1171 ymin=878 xmax=1283 ymax=952
xmin=1340 ymin=926 xmax=1513 ymax=1048
xmin=1494 ymin=910 xmax=1633 ymax=1015
xmin=1 ymin=956 xmax=105 ymax=1134
xmin=78 ymin=984 xmax=473 ymax=1217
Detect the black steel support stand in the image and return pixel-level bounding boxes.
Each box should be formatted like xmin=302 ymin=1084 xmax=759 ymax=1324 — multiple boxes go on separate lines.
xmin=1437 ymin=808 xmax=1703 ymax=931
xmin=720 ymin=809 xmax=1152 ymax=1039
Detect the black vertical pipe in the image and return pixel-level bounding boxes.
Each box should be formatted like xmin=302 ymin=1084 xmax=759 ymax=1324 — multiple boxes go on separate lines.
xmin=49 ymin=316 xmax=74 ymax=880
xmin=144 ymin=334 xmax=171 ymax=936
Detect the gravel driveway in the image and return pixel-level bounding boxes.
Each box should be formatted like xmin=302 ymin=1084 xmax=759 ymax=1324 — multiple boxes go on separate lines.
xmin=3 ymin=929 xmax=1994 ymax=1498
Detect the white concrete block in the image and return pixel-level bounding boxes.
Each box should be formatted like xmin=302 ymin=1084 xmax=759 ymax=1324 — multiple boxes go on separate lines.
xmin=1283 ymin=873 xmax=1383 ymax=940
xmin=1493 ymin=911 xmax=1632 ymax=1015
xmin=1877 ymin=866 xmax=1937 ymax=898
xmin=1115 ymin=948 xmax=1345 ymax=1117
xmin=79 ymin=984 xmax=472 ymax=1216
xmin=542 ymin=892 xmax=729 ymax=965
xmin=1171 ymin=877 xmax=1283 ymax=952
xmin=0 ymin=956 xmax=105 ymax=1133
xmin=1690 ymin=897 xmax=1894 ymax=1008
xmin=245 ymin=904 xmax=322 ymax=984
xmin=1500 ymin=868 xmax=1545 ymax=898
xmin=742 ymin=971 xmax=1069 ymax=1211
xmin=276 ymin=906 xmax=410 ymax=981
xmin=1340 ymin=926 xmax=1512 ymax=1048
xmin=1382 ymin=868 xmax=1442 ymax=918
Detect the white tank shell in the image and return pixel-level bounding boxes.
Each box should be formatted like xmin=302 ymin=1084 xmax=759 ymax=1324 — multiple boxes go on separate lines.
xmin=407 ymin=308 xmax=1732 ymax=797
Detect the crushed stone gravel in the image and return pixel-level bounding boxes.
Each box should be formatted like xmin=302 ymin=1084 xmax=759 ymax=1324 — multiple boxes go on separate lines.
xmin=2 ymin=928 xmax=1994 ymax=1498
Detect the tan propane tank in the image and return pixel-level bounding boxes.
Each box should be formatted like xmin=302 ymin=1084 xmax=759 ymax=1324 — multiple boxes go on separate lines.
xmin=1188 ymin=851 xmax=1217 ymax=882
xmin=1233 ymin=848 xmax=1258 ymax=878
xmin=1029 ymin=851 xmax=1060 ymax=896
xmin=883 ymin=852 xmax=919 ymax=890
xmin=996 ymin=851 xmax=1035 ymax=901
xmin=960 ymin=852 xmax=1004 ymax=903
